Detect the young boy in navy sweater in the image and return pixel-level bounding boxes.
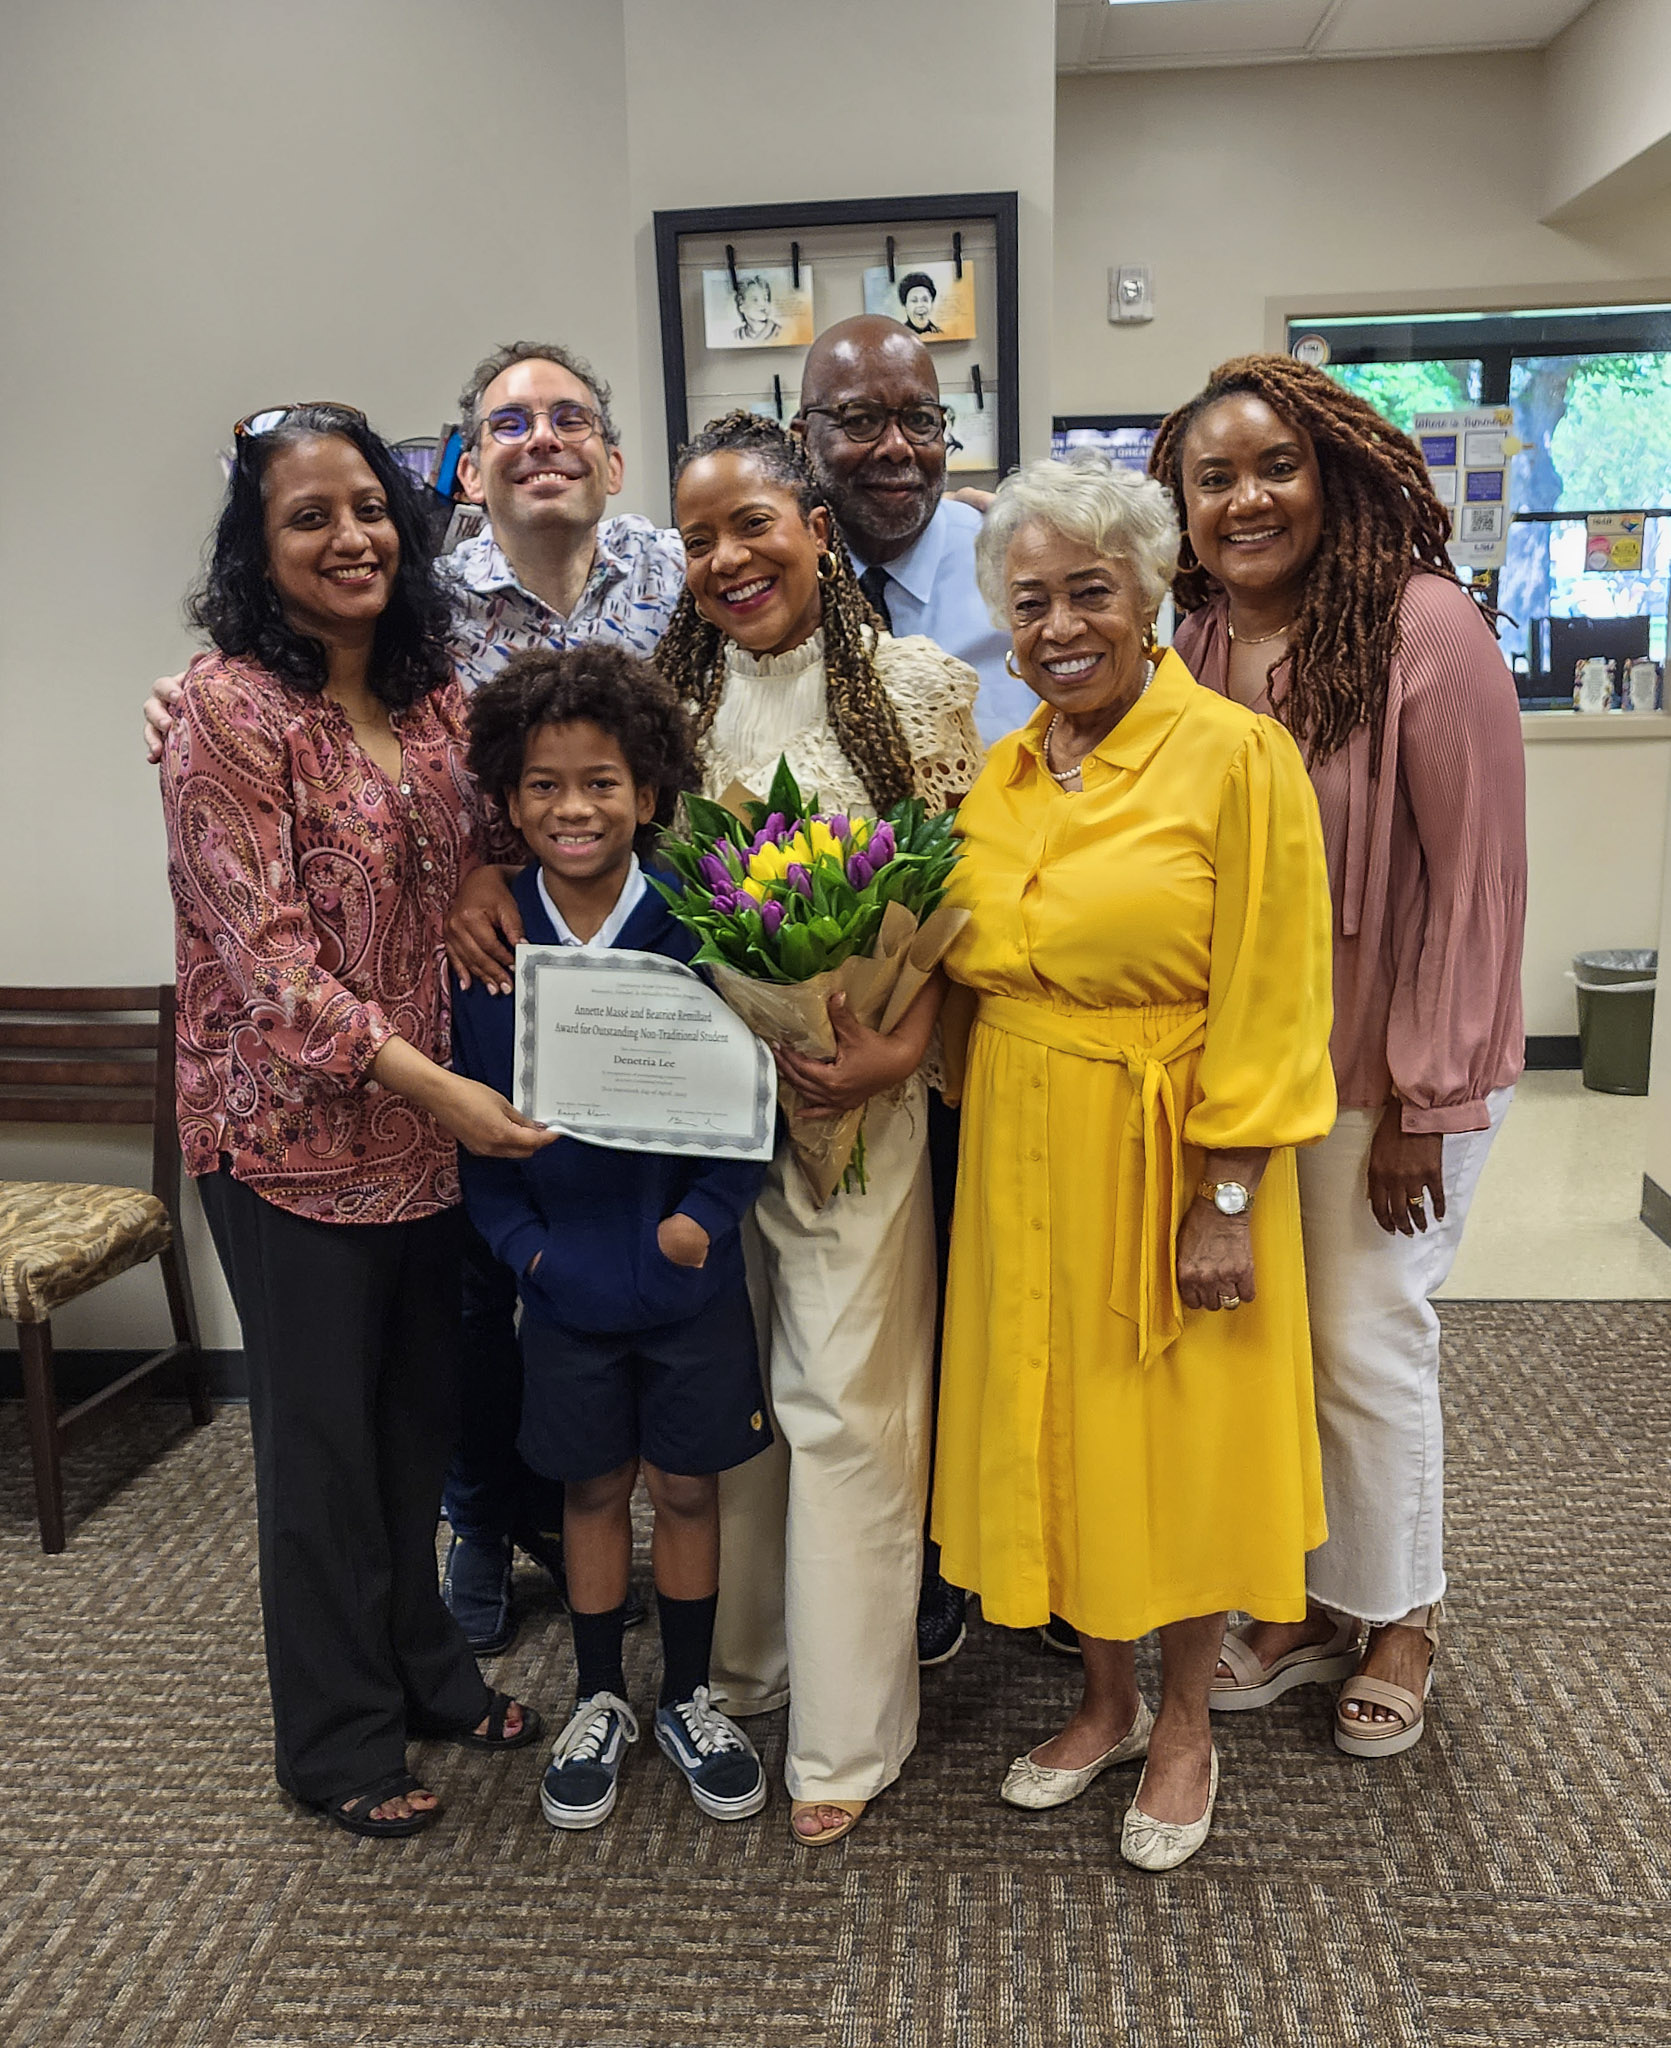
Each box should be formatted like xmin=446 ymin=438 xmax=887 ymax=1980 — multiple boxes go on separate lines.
xmin=453 ymin=644 xmax=771 ymax=1830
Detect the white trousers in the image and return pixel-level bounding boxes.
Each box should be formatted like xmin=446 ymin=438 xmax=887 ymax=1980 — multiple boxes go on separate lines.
xmin=709 ymin=1081 xmax=935 ymax=1803
xmin=1297 ymin=1088 xmax=1512 ymax=1626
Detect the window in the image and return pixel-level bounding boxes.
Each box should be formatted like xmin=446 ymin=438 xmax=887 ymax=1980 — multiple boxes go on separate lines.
xmin=1287 ymin=307 xmax=1671 ymax=705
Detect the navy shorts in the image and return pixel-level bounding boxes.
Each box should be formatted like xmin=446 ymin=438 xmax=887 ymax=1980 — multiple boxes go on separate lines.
xmin=517 ymin=1283 xmax=771 ymax=1483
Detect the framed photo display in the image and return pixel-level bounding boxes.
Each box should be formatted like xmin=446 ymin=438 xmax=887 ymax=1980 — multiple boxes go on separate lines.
xmin=653 ymin=192 xmax=1020 ymax=488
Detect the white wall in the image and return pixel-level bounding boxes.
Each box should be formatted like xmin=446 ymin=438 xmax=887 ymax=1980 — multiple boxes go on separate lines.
xmin=1543 ymin=0 xmax=1671 ymax=219
xmin=1522 ymin=728 xmax=1671 ymax=1038
xmin=0 ymin=0 xmax=1054 ymax=1354
xmin=1053 ymin=53 xmax=1671 ymax=419
xmin=1053 ymin=50 xmax=1671 ymax=1047
xmin=619 ymin=0 xmax=1056 ymax=512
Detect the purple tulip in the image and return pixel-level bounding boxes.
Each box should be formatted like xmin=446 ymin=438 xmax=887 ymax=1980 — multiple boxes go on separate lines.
xmin=866 ymin=822 xmax=896 ymax=867
xmin=785 ymin=862 xmax=813 ymax=899
xmin=710 ymin=883 xmax=742 ymax=916
xmin=751 ymin=812 xmax=789 ymax=852
xmin=847 ymin=852 xmax=874 ymax=889
xmin=760 ymin=898 xmax=785 ymax=937
xmin=822 ymin=812 xmax=851 ymax=841
xmin=698 ymin=851 xmax=732 ymax=893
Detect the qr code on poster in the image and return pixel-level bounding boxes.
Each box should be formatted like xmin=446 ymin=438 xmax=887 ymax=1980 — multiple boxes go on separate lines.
xmin=1460 ymin=505 xmax=1504 ymax=540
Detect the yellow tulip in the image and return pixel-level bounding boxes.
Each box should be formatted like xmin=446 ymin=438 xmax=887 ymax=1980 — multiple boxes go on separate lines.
xmin=747 ymin=843 xmax=785 ymax=882
xmin=809 ymin=819 xmax=839 ymax=862
xmin=741 ymin=876 xmax=767 ymax=902
xmin=784 ymin=832 xmax=812 ymax=867
xmin=849 ymin=817 xmax=871 ymax=850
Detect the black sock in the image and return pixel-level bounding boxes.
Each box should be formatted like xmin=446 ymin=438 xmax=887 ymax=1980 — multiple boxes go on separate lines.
xmin=657 ymin=1590 xmax=719 ymax=1707
xmin=570 ymin=1603 xmax=627 ymax=1702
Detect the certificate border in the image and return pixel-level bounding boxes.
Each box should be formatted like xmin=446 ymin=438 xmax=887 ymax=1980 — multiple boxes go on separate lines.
xmin=513 ymin=947 xmax=775 ymax=1159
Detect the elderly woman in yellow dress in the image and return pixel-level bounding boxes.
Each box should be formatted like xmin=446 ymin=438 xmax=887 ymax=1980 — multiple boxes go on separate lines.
xmin=932 ymin=454 xmax=1336 ymax=1871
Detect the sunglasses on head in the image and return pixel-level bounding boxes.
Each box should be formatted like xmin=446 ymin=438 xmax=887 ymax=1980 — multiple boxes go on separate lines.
xmin=233 ymin=402 xmax=369 ymax=440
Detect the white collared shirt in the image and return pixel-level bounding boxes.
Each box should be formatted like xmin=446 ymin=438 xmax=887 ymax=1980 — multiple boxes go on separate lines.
xmin=536 ymin=855 xmax=648 ymax=950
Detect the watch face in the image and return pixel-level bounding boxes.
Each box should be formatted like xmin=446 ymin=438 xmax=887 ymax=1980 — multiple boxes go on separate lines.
xmin=1213 ymin=1182 xmax=1249 ymax=1217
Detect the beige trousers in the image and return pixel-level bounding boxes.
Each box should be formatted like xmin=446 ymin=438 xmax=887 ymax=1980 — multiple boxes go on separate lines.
xmin=710 ymin=1080 xmax=935 ymax=1803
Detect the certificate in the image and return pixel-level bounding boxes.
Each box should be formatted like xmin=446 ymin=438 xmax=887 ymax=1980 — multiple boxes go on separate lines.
xmin=512 ymin=946 xmax=776 ymax=1161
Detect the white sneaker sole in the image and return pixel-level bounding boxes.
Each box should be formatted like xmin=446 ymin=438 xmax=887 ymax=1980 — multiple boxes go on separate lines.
xmin=540 ymin=1777 xmax=620 ymax=1830
xmin=918 ymin=1622 xmax=968 ymax=1668
xmin=654 ymin=1726 xmax=769 ymax=1821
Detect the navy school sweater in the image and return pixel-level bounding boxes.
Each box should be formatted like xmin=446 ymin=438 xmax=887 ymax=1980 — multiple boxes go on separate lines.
xmin=450 ymin=863 xmax=767 ymax=1337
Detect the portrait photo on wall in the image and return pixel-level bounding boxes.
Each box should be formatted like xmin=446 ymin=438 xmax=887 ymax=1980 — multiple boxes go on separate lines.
xmin=944 ymin=388 xmax=997 ymax=472
xmin=701 ymin=265 xmax=815 ymax=350
xmin=862 ymin=260 xmax=976 ymax=343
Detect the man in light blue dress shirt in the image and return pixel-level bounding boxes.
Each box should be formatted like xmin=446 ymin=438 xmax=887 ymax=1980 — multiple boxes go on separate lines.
xmin=794 ymin=317 xmax=1034 ymax=748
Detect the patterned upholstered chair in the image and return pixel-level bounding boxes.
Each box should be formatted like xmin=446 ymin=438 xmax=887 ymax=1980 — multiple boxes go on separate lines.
xmin=1 ymin=987 xmax=211 ymax=1551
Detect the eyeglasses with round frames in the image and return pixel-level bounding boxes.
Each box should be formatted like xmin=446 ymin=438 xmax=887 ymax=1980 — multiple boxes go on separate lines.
xmin=482 ymin=403 xmax=607 ymax=447
xmin=233 ymin=403 xmax=369 ymax=439
xmin=800 ymin=401 xmax=951 ymax=446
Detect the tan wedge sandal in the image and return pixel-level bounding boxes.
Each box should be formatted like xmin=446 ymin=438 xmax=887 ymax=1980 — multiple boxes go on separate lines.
xmin=1333 ymin=1604 xmax=1441 ymax=1760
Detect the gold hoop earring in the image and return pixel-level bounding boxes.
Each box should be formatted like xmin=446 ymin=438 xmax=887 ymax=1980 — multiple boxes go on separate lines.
xmin=1143 ymin=629 xmax=1160 ymax=661
xmin=1004 ymin=648 xmax=1023 ymax=679
xmin=817 ymin=550 xmax=839 ymax=584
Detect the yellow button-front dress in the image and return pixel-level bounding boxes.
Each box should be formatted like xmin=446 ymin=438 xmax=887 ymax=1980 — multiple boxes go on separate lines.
xmin=932 ymin=652 xmax=1337 ymax=1641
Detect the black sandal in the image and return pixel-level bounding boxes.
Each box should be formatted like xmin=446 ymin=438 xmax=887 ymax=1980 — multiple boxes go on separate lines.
xmin=316 ymin=1770 xmax=440 ymax=1839
xmin=412 ymin=1689 xmax=543 ymax=1752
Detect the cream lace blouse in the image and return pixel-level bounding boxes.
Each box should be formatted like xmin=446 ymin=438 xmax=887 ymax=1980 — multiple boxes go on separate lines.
xmin=699 ymin=629 xmax=984 ymax=812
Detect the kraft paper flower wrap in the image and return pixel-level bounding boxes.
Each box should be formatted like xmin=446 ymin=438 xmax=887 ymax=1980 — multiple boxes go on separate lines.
xmin=651 ymin=758 xmax=968 ymax=1205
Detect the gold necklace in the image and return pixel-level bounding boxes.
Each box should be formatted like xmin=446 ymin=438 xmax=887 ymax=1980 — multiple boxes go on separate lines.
xmin=1044 ymin=662 xmax=1153 ymax=784
xmin=1227 ymin=615 xmax=1295 ymax=646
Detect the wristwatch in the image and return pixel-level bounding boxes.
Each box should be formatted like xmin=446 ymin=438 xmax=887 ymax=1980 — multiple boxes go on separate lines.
xmin=1199 ymin=1179 xmax=1251 ymax=1217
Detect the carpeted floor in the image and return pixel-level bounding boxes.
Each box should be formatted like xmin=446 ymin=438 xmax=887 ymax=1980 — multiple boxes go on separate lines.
xmin=3 ymin=1300 xmax=1669 ymax=2047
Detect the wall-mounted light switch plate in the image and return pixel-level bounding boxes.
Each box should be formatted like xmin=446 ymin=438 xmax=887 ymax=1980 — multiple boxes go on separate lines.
xmin=1109 ymin=265 xmax=1153 ymax=323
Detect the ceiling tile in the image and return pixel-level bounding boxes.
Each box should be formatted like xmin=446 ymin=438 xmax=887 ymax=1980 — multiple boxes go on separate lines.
xmin=1316 ymin=0 xmax=1593 ymax=56
xmin=1084 ymin=0 xmax=1331 ymax=67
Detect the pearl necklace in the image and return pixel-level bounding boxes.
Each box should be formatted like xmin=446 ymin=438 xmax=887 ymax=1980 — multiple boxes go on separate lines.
xmin=1043 ymin=661 xmax=1154 ymax=785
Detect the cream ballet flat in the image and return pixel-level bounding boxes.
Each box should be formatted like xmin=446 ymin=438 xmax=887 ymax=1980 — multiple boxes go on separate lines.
xmin=1000 ymin=1697 xmax=1154 ymax=1811
xmin=1120 ymin=1745 xmax=1219 ymax=1873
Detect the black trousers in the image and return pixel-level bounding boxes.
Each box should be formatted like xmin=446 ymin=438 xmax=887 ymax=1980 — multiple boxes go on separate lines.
xmin=199 ymin=1168 xmax=490 ymax=1804
xmin=441 ymin=1218 xmax=568 ymax=1544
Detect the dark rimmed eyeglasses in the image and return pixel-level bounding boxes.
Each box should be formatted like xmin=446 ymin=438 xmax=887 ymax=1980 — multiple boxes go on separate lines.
xmin=801 ymin=401 xmax=951 ymax=446
xmin=482 ymin=402 xmax=607 ymax=447
xmin=233 ymin=402 xmax=368 ymax=439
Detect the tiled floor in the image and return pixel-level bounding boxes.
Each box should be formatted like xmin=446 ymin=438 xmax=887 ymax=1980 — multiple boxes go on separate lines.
xmin=1437 ymin=1068 xmax=1671 ymax=1300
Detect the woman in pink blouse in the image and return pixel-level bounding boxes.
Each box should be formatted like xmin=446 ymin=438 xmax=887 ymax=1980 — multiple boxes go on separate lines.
xmin=1150 ymin=357 xmax=1526 ymax=1759
xmin=161 ymin=406 xmax=550 ymax=1835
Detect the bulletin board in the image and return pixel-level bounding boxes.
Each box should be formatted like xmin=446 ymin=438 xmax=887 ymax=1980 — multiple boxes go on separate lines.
xmin=652 ymin=192 xmax=1020 ymax=488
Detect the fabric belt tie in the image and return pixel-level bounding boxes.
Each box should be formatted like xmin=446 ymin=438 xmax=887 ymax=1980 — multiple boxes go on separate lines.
xmin=975 ymin=995 xmax=1208 ymax=1366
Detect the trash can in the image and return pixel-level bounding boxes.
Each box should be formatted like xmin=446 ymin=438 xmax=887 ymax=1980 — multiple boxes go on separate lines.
xmin=1571 ymin=949 xmax=1657 ymax=1095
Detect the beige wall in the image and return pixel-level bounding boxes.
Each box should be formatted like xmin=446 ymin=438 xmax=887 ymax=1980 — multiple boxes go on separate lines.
xmin=619 ymin=0 xmax=1056 ymax=511
xmin=1053 ymin=50 xmax=1671 ymax=1050
xmin=1053 ymin=53 xmax=1671 ymax=420
xmin=1543 ymin=0 xmax=1671 ymax=219
xmin=0 ymin=0 xmax=1053 ymax=1353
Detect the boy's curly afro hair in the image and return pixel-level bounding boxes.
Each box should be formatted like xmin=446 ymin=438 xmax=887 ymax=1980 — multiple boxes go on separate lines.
xmin=465 ymin=642 xmax=699 ymax=855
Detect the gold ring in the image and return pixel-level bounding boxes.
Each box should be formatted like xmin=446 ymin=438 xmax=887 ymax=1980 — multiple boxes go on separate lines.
xmin=1220 ymin=1293 xmax=1241 ymax=1310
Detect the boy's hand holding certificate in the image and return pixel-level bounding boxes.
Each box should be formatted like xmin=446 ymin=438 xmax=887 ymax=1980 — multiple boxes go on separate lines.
xmin=513 ymin=947 xmax=776 ymax=1162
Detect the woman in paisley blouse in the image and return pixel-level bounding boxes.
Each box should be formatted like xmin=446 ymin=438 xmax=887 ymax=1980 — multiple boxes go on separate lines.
xmin=160 ymin=405 xmax=549 ymax=1837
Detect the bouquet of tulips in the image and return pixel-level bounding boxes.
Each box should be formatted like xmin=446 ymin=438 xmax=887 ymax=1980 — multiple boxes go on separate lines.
xmin=653 ymin=758 xmax=968 ymax=1202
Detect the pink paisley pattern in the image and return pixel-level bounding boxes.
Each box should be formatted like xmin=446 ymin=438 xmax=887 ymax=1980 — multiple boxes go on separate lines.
xmin=161 ymin=652 xmax=499 ymax=1224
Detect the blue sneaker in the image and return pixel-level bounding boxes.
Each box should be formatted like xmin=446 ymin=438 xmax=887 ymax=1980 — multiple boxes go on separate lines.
xmin=653 ymin=1687 xmax=768 ymax=1822
xmin=540 ymin=1693 xmax=638 ymax=1831
xmin=441 ymin=1532 xmax=514 ymax=1657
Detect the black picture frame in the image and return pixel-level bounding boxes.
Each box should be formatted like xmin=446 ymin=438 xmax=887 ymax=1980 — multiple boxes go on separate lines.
xmin=653 ymin=191 xmax=1020 ymax=480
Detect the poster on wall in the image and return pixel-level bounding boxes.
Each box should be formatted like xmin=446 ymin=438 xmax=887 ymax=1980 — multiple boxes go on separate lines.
xmin=1585 ymin=512 xmax=1647 ymax=572
xmin=1412 ymin=406 xmax=1516 ymax=571
xmin=701 ymin=266 xmax=815 ymax=350
xmin=944 ymin=388 xmax=997 ymax=472
xmin=861 ymin=261 xmax=976 ymax=343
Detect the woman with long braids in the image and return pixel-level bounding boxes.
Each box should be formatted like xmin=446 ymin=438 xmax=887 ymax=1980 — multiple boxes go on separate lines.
xmin=663 ymin=412 xmax=982 ymax=1844
xmin=1150 ymin=356 xmax=1526 ymax=1758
